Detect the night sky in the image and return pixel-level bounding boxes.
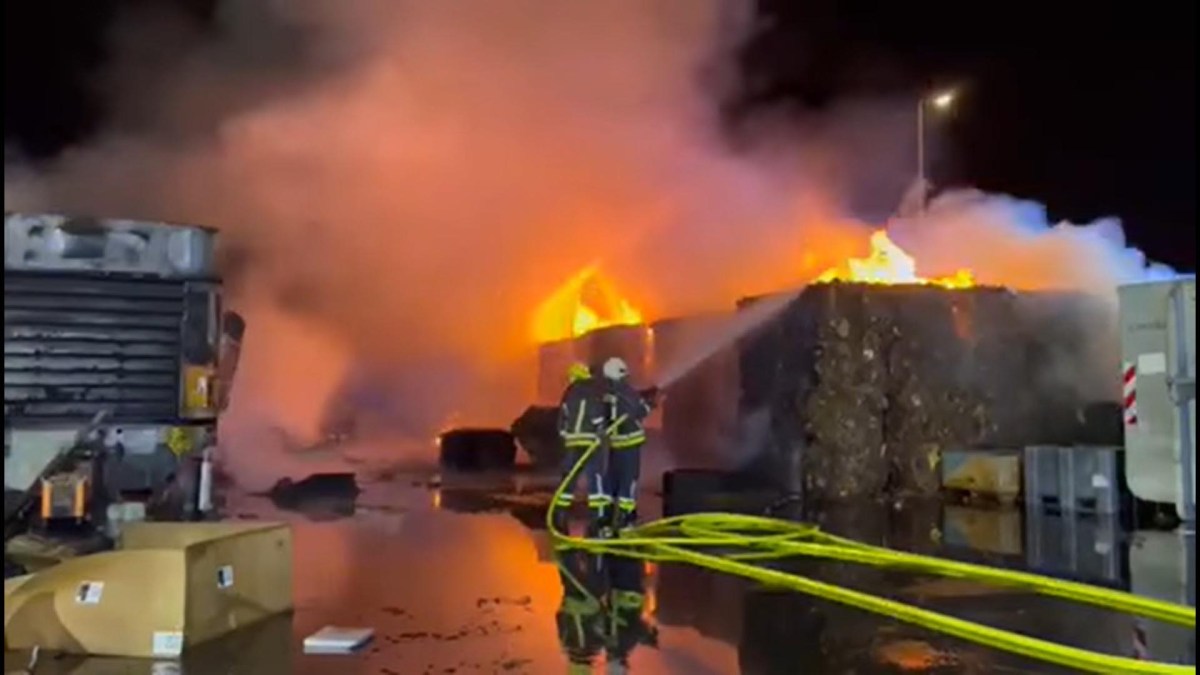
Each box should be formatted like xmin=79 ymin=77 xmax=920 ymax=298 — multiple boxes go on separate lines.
xmin=6 ymin=0 xmax=1196 ymax=271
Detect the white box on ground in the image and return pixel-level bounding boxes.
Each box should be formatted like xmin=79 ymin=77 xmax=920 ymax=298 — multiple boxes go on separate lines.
xmin=303 ymin=626 xmax=375 ymax=654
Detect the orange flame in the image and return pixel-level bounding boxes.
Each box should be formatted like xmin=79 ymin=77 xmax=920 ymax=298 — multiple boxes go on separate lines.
xmin=815 ymin=229 xmax=974 ymax=289
xmin=532 ymin=265 xmax=644 ymax=342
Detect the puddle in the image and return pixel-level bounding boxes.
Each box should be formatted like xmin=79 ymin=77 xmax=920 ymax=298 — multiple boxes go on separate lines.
xmin=5 ymin=471 xmax=1194 ymax=674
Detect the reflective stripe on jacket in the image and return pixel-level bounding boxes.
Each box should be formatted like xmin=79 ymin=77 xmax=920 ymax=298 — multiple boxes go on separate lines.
xmin=606 ymin=381 xmax=652 ymax=449
xmin=559 ymin=378 xmax=605 ymax=446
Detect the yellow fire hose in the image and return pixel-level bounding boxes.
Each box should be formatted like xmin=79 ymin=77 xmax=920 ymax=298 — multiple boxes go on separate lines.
xmin=546 ymin=416 xmax=1196 ymax=674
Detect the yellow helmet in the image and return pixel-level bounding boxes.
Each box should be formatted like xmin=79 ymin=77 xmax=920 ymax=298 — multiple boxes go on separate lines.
xmin=567 ymin=362 xmax=591 ymax=383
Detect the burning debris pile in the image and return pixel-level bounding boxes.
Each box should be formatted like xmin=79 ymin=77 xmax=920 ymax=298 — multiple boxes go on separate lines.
xmin=739 ymin=282 xmax=1121 ymax=505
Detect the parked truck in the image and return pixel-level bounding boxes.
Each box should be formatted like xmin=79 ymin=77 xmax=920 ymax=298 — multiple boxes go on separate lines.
xmin=1118 ymin=276 xmax=1196 ymax=523
xmin=4 ymin=212 xmax=243 ymax=547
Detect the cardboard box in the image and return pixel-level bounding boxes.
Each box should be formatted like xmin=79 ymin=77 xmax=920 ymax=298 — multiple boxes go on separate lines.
xmin=4 ymin=521 xmax=292 ymax=658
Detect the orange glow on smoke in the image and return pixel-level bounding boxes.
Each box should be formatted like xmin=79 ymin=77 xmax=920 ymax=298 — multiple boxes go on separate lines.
xmin=815 ymin=230 xmax=975 ymax=289
xmin=532 ymin=265 xmax=644 ymax=342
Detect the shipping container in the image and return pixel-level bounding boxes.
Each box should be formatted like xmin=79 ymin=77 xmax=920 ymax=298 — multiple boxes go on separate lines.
xmin=1118 ymin=276 xmax=1196 ymax=522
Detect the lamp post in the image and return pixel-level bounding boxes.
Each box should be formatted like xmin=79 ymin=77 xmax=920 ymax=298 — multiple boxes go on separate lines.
xmin=917 ymin=89 xmax=956 ymax=215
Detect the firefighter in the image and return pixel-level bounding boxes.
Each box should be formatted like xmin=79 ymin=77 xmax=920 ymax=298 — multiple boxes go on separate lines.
xmin=553 ymin=548 xmax=607 ymax=671
xmin=555 ymin=362 xmax=610 ymax=535
xmin=598 ymin=357 xmax=660 ymax=535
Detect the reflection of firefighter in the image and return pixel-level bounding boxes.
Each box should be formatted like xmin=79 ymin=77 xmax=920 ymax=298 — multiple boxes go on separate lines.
xmin=556 ymin=362 xmax=610 ymax=535
xmin=599 ymin=357 xmax=660 ymax=535
xmin=554 ymin=547 xmax=657 ymax=673
xmin=604 ymin=553 xmax=657 ymax=670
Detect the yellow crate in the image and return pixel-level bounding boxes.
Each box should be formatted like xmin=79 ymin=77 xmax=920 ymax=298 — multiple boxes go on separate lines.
xmin=941 ymin=450 xmax=1022 ymax=499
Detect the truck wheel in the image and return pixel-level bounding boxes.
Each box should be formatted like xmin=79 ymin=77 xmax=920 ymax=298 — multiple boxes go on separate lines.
xmin=438 ymin=429 xmax=518 ymax=472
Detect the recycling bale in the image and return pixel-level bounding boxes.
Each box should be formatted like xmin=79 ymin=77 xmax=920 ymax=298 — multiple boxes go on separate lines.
xmin=736 ymin=282 xmax=1119 ymax=506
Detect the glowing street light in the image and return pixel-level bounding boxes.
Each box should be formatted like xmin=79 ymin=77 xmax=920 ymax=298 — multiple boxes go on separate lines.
xmin=930 ymin=90 xmax=956 ymax=110
xmin=916 ymin=88 xmax=959 ymax=215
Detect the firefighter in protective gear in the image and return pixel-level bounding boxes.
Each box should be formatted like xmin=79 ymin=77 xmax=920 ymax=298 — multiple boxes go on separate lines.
xmin=598 ymin=357 xmax=660 ymax=534
xmin=556 ymin=362 xmax=611 ymax=535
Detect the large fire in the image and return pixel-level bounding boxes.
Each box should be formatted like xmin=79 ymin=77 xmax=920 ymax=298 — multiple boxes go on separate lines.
xmin=815 ymin=229 xmax=975 ymax=289
xmin=532 ymin=230 xmax=972 ymax=343
xmin=532 ymin=265 xmax=644 ymax=342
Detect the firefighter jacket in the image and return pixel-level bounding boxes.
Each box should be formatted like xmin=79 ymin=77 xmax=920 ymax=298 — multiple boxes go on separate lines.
xmin=558 ymin=377 xmax=606 ymax=449
xmin=603 ymin=381 xmax=655 ymax=449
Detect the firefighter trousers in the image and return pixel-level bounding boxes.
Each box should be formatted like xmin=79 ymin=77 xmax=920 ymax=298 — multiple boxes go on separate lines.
xmin=607 ymin=443 xmax=641 ymax=531
xmin=555 ymin=441 xmax=612 ymax=534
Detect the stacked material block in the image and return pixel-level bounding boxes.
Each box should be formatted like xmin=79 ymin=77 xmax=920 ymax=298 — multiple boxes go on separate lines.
xmin=737 ymin=283 xmax=1120 ymax=505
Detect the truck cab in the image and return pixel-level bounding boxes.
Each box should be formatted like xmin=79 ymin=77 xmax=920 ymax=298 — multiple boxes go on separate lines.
xmin=4 ymin=212 xmax=242 ymax=537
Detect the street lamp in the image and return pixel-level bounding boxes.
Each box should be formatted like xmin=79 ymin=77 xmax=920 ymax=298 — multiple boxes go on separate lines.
xmin=917 ymin=88 xmax=957 ymax=214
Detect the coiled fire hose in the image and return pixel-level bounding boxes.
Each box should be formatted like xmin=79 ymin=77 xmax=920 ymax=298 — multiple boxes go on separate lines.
xmin=546 ymin=415 xmax=1196 ymax=674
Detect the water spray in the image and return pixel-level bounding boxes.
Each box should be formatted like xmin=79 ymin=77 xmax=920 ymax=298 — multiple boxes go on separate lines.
xmin=653 ymin=288 xmax=800 ymax=390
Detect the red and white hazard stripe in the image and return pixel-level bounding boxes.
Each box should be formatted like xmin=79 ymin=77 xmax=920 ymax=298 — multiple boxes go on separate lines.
xmin=1123 ymin=362 xmax=1138 ymax=427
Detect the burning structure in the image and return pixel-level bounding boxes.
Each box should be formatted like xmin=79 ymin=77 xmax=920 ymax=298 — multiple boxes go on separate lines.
xmin=523 ymin=230 xmax=1122 ymax=503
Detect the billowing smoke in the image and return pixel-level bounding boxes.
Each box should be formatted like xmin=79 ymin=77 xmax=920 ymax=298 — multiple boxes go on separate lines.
xmin=889 ymin=190 xmax=1176 ymax=293
xmin=4 ymin=0 xmax=1168 ymax=476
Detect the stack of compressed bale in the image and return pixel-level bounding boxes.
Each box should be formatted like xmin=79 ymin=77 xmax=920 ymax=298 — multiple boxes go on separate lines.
xmin=738 ymin=282 xmax=1119 ymax=506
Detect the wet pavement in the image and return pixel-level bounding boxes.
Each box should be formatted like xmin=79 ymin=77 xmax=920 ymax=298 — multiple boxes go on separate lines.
xmin=5 ymin=460 xmax=1196 ymax=674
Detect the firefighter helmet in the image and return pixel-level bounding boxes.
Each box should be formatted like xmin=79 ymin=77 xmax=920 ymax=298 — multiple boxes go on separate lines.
xmin=602 ymin=357 xmax=629 ymax=381
xmin=567 ymin=362 xmax=591 ymax=383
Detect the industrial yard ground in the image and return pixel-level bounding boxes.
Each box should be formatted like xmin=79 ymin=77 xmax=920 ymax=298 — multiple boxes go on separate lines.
xmin=5 ymin=439 xmax=1193 ymax=675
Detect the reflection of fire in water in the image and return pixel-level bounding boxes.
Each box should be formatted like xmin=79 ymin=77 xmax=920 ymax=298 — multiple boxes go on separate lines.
xmin=816 ymin=230 xmax=975 ymax=289
xmin=532 ymin=265 xmax=644 ymax=342
xmin=643 ymin=561 xmax=658 ymax=619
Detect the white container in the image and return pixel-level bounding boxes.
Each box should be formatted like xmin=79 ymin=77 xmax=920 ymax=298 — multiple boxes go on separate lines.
xmin=1118 ymin=276 xmax=1196 ymax=522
